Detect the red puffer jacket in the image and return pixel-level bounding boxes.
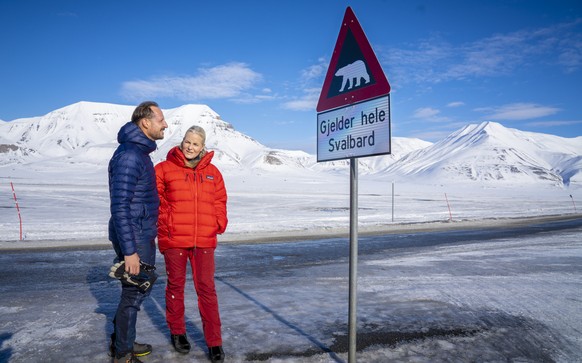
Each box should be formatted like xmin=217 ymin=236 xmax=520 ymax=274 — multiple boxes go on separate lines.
xmin=155 ymin=146 xmax=228 ymax=251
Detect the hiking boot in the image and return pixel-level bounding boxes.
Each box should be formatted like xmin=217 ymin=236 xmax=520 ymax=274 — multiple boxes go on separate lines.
xmin=209 ymin=346 xmax=225 ymax=363
xmin=113 ymin=352 xmax=143 ymax=363
xmin=171 ymin=334 xmax=191 ymax=354
xmin=110 ymin=333 xmax=152 ymax=357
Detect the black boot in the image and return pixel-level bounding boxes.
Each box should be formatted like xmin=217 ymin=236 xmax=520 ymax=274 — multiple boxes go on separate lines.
xmin=171 ymin=334 xmax=191 ymax=354
xmin=109 ymin=333 xmax=152 ymax=357
xmin=209 ymin=346 xmax=225 ymax=363
xmin=114 ymin=352 xmax=143 ymax=363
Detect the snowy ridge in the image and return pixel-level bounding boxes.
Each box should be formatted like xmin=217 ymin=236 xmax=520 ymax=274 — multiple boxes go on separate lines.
xmin=0 ymin=102 xmax=580 ymax=187
xmin=0 ymin=101 xmax=428 ymax=176
xmin=384 ymin=121 xmax=582 ymax=186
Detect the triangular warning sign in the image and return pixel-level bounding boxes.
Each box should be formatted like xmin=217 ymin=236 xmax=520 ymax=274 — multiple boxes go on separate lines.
xmin=317 ymin=6 xmax=390 ymax=112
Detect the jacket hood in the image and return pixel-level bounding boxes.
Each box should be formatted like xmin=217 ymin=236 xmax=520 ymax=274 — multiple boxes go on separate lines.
xmin=166 ymin=145 xmax=214 ymax=169
xmin=117 ymin=122 xmax=157 ymax=154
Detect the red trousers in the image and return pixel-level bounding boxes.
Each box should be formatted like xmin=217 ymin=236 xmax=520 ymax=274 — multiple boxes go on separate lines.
xmin=162 ymin=247 xmax=222 ymax=347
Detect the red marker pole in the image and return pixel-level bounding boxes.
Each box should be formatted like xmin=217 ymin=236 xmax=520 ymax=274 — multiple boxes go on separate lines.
xmin=10 ymin=181 xmax=23 ymax=240
xmin=445 ymin=193 xmax=453 ymax=221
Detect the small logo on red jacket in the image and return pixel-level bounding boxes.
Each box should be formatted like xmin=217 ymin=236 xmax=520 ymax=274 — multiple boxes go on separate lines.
xmin=206 ymin=175 xmax=214 ymax=180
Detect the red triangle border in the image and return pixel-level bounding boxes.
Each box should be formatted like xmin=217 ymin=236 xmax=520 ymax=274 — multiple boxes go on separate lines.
xmin=317 ymin=7 xmax=391 ymax=112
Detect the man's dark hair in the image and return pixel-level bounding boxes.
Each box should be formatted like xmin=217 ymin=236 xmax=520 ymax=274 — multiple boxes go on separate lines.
xmin=131 ymin=101 xmax=159 ymax=124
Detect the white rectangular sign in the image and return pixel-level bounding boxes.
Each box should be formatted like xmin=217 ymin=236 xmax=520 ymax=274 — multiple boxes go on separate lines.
xmin=317 ymin=95 xmax=391 ymax=162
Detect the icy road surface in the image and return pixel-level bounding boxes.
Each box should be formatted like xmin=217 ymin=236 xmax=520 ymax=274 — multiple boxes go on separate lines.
xmin=0 ymin=217 xmax=581 ymax=362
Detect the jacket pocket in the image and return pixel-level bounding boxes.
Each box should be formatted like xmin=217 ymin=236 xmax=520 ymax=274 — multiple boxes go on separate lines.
xmin=167 ymin=208 xmax=175 ymax=239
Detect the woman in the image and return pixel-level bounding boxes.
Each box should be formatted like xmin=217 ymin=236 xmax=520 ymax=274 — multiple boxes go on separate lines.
xmin=155 ymin=125 xmax=227 ymax=363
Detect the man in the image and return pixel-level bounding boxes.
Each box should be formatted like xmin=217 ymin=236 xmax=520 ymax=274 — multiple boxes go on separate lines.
xmin=108 ymin=101 xmax=168 ymax=363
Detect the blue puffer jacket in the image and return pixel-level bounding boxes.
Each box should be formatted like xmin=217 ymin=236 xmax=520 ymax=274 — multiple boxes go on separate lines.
xmin=108 ymin=122 xmax=159 ymax=264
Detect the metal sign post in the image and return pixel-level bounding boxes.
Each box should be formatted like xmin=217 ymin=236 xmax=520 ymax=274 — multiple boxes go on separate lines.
xmin=316 ymin=7 xmax=391 ymax=362
xmin=348 ymin=158 xmax=358 ymax=362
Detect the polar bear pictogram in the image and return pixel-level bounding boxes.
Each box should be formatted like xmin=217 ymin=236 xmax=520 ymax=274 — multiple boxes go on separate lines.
xmin=335 ymin=60 xmax=370 ymax=92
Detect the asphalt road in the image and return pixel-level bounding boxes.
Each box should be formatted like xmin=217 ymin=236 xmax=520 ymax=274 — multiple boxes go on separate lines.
xmin=0 ymin=216 xmax=581 ymax=362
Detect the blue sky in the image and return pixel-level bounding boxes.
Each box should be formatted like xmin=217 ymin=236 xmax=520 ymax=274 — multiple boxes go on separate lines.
xmin=1 ymin=0 xmax=581 ymax=153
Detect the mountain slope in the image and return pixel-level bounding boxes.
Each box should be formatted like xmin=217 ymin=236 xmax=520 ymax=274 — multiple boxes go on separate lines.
xmin=0 ymin=101 xmax=430 ymax=175
xmin=0 ymin=103 xmax=580 ymax=187
xmin=0 ymin=102 xmax=304 ymax=171
xmin=383 ymin=122 xmax=582 ymax=186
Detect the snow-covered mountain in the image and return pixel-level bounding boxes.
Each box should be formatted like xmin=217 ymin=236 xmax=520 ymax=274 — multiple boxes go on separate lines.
xmin=0 ymin=101 xmax=580 ymax=187
xmin=0 ymin=102 xmax=293 ymax=170
xmin=384 ymin=122 xmax=582 ymax=186
xmin=0 ymin=101 xmax=428 ymax=175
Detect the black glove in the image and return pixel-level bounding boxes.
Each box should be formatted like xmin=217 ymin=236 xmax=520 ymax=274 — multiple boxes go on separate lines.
xmin=109 ymin=260 xmax=158 ymax=293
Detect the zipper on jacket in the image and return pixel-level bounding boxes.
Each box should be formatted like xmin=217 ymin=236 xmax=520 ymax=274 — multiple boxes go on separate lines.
xmin=191 ymin=171 xmax=198 ymax=248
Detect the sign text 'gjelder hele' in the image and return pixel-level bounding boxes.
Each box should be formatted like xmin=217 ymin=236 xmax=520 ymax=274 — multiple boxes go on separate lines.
xmin=316 ymin=95 xmax=390 ymax=162
xmin=320 ymin=107 xmax=386 ymax=152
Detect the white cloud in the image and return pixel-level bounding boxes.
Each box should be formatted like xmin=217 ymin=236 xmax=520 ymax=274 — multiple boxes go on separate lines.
xmin=231 ymin=88 xmax=279 ymax=104
xmin=551 ymin=19 xmax=582 ymax=73
xmin=382 ymin=20 xmax=582 ymax=85
xmin=413 ymin=107 xmax=441 ymax=119
xmin=476 ymin=103 xmax=561 ymax=120
xmin=300 ymin=58 xmax=328 ymax=82
xmin=121 ymin=63 xmax=262 ymax=101
xmin=411 ymin=107 xmax=453 ymax=124
xmin=526 ymin=120 xmax=582 ymax=128
xmin=277 ymin=60 xmax=330 ymax=112
xmin=447 ymin=101 xmax=465 ymax=108
xmin=281 ymin=88 xmax=320 ymax=112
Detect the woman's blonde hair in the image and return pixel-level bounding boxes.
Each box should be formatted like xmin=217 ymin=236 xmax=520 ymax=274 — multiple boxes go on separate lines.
xmin=184 ymin=125 xmax=206 ymax=145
